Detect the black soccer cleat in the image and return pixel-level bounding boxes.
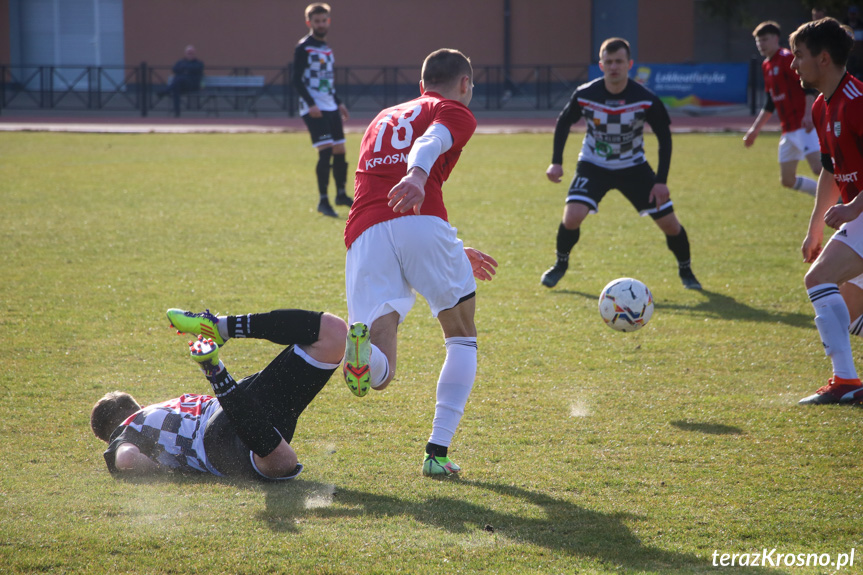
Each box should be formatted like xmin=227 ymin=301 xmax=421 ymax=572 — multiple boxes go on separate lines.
xmin=317 ymin=200 xmax=338 ymax=218
xmin=335 ymin=191 xmax=354 ymax=207
xmin=679 ymin=266 xmax=702 ymax=290
xmin=541 ymin=261 xmax=568 ymax=288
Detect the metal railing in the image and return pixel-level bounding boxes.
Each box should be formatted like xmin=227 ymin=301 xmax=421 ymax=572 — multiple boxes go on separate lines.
xmin=0 ymin=63 xmax=591 ymax=116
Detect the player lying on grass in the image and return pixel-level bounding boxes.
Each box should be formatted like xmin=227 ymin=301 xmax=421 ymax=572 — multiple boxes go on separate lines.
xmin=90 ymin=308 xmax=345 ymax=479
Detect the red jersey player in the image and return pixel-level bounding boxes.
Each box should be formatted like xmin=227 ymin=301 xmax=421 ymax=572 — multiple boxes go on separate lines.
xmin=342 ymin=49 xmax=498 ymax=477
xmin=791 ymin=17 xmax=863 ymax=404
xmin=744 ymin=21 xmax=821 ymax=195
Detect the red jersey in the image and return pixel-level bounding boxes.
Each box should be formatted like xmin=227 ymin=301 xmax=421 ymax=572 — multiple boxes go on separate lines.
xmin=344 ymin=91 xmax=477 ymax=248
xmin=813 ymin=73 xmax=863 ymax=203
xmin=762 ymin=48 xmax=809 ymax=133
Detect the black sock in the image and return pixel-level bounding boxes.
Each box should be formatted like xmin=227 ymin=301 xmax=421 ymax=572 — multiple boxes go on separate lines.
xmin=332 ymin=153 xmax=348 ymax=193
xmin=316 ymin=148 xmax=333 ymax=199
xmin=665 ymin=226 xmax=691 ymax=267
xmin=556 ymin=223 xmax=580 ymax=261
xmin=426 ymin=442 xmax=448 ymax=458
xmin=226 ymin=309 xmax=322 ymax=346
xmin=207 ymin=367 xmax=282 ymax=457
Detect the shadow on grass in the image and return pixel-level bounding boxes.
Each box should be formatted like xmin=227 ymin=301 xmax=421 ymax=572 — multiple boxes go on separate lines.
xmin=554 ymin=288 xmax=812 ymax=329
xmin=257 ymin=479 xmax=780 ymax=573
xmin=670 ymin=419 xmax=744 ymax=435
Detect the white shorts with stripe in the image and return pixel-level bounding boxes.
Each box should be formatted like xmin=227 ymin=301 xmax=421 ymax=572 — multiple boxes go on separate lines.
xmin=830 ymin=213 xmax=863 ymax=289
xmin=345 ymin=216 xmax=476 ymax=326
xmin=777 ymin=127 xmax=820 ymax=163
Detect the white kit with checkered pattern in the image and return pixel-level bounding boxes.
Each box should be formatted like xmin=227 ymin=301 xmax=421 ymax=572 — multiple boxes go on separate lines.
xmin=574 ymin=77 xmax=669 ymax=170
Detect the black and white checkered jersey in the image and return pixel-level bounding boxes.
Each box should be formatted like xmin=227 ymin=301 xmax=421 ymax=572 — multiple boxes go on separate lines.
xmin=103 ymin=394 xmax=222 ymax=475
xmin=553 ymin=77 xmax=672 ymax=174
xmin=292 ymin=34 xmax=340 ymax=115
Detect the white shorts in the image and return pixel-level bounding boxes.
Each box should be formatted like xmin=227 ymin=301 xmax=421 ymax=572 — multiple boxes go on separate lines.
xmin=345 ymin=216 xmax=476 ymax=325
xmin=847 ymin=274 xmax=863 ymax=291
xmin=831 ymin=214 xmax=863 ymax=290
xmin=778 ymin=128 xmax=820 ymax=163
xmin=829 ymin=212 xmax=863 ymax=260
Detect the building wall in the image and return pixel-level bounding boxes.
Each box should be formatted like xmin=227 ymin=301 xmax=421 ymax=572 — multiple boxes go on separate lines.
xmin=2 ymin=0 xmax=696 ymax=70
xmin=638 ymin=0 xmax=694 ymax=63
xmin=123 ymin=0 xmax=656 ymax=70
xmin=509 ymin=1 xmax=592 ymax=66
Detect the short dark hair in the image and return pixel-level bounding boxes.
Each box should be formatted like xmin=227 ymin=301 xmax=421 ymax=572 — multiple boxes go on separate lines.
xmin=421 ymin=49 xmax=473 ymax=88
xmin=90 ymin=391 xmax=140 ymax=442
xmin=599 ymin=37 xmax=631 ymax=59
xmin=753 ymin=21 xmax=781 ymax=38
xmin=305 ymin=3 xmax=330 ymax=20
xmin=790 ymin=17 xmax=854 ymax=67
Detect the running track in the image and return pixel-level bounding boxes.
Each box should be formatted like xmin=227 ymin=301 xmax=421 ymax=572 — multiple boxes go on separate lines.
xmin=0 ymin=111 xmax=773 ymax=135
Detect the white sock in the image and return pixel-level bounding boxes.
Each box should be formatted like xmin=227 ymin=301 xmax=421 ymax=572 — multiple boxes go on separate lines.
xmin=808 ymin=284 xmax=858 ymax=379
xmin=369 ymin=343 xmax=389 ymax=388
xmin=217 ymin=316 xmax=231 ymax=341
xmin=851 ymin=315 xmax=863 ymax=338
xmin=428 ymin=337 xmax=477 ymax=448
xmin=794 ymin=176 xmax=817 ymax=195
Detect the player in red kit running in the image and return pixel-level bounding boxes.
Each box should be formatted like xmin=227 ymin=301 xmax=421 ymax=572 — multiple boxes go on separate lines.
xmin=342 ymin=49 xmax=498 ymax=476
xmin=744 ymin=21 xmax=821 ymax=195
xmin=791 ymin=17 xmax=863 ymax=404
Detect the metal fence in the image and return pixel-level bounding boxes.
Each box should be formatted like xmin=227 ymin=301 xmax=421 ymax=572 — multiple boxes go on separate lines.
xmin=0 ymin=63 xmax=591 ymax=117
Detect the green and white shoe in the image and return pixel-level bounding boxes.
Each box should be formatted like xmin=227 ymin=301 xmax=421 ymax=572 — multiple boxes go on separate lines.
xmin=422 ymin=453 xmax=461 ymax=477
xmin=167 ymin=308 xmax=225 ymax=346
xmin=189 ymin=335 xmax=220 ymax=375
xmin=343 ymin=322 xmax=371 ymax=397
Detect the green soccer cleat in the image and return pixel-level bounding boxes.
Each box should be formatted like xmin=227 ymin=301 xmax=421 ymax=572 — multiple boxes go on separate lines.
xmin=189 ymin=335 xmax=220 ymax=375
xmin=167 ymin=308 xmax=225 ymax=346
xmin=343 ymin=322 xmax=371 ymax=397
xmin=423 ymin=453 xmax=461 ymax=477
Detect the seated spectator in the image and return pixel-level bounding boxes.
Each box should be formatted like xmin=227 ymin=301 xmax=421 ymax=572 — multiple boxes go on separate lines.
xmin=160 ymin=45 xmax=205 ymax=117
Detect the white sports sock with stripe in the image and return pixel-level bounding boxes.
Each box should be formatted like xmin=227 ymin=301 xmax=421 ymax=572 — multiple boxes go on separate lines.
xmin=808 ymin=283 xmax=858 ymax=379
xmin=794 ymin=176 xmax=817 ymax=195
xmin=428 ymin=337 xmax=477 ymax=448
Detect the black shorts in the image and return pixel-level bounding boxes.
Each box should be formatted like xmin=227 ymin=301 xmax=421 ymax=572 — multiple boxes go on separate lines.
xmin=203 ymin=345 xmax=336 ymax=480
xmin=302 ymin=109 xmax=346 ymax=148
xmin=566 ymin=161 xmax=674 ymax=220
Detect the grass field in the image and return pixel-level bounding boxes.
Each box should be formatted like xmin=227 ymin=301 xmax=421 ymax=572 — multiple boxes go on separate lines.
xmin=1 ymin=129 xmax=860 ymax=574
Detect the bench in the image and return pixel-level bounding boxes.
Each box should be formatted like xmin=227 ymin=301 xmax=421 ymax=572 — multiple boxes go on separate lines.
xmin=198 ymin=75 xmax=266 ymax=116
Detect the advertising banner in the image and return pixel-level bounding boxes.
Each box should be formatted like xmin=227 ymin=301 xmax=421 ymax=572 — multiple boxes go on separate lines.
xmin=589 ymin=63 xmax=749 ymax=112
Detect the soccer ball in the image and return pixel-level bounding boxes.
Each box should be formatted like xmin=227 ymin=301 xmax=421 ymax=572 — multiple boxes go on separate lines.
xmin=598 ymin=278 xmax=654 ymax=332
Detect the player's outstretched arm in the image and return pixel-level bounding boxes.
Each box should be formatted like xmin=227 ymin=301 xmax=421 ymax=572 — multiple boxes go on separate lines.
xmin=464 ymin=247 xmax=498 ymax=281
xmin=743 ymin=110 xmax=772 ymax=148
xmin=546 ymin=163 xmax=564 ymax=183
